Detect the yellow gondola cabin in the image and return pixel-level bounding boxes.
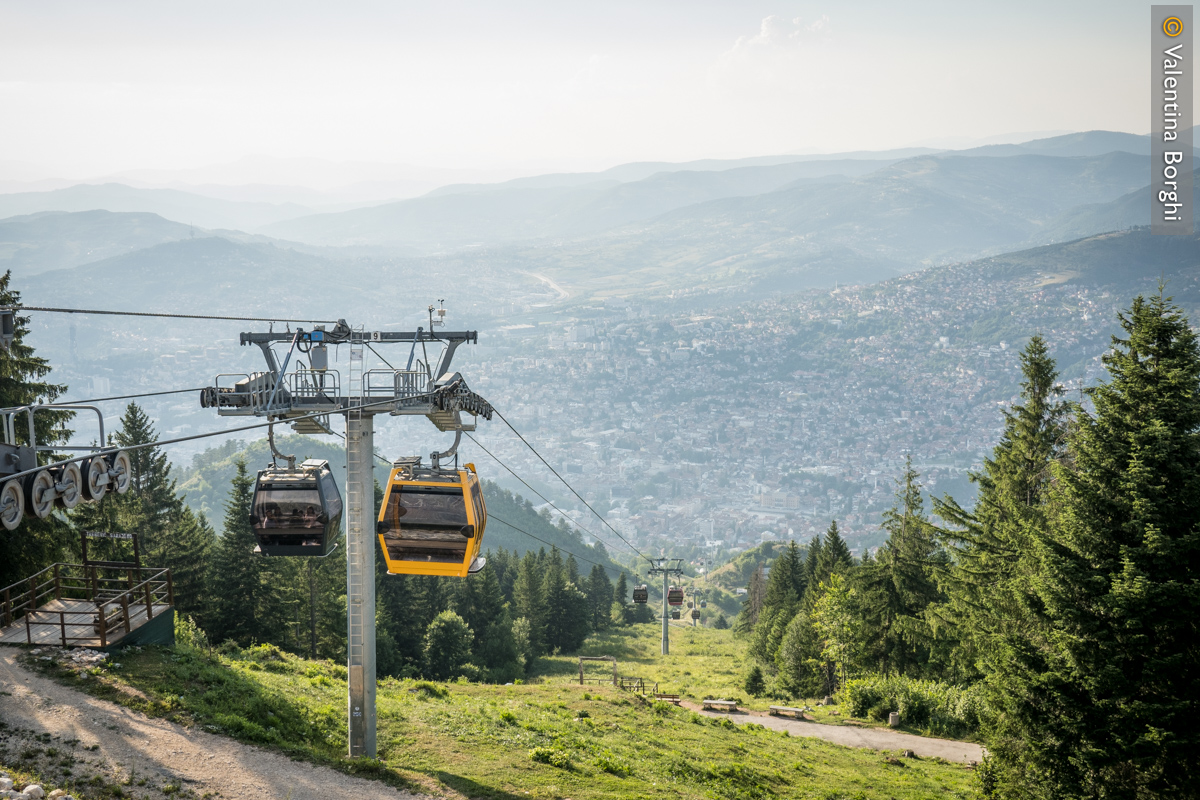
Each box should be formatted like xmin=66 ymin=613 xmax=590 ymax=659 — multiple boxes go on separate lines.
xmin=376 ymin=461 xmax=487 ymax=577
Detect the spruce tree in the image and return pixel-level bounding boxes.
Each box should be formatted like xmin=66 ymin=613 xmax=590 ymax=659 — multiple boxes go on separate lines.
xmin=933 ymin=334 xmax=1066 ymax=681
xmin=112 ymin=403 xmax=181 ymax=539
xmin=207 ymin=459 xmax=281 ymax=645
xmin=815 ymin=520 xmax=853 ymax=582
xmin=0 ymin=272 xmax=73 ymax=586
xmin=856 ymin=459 xmax=944 ymax=676
xmin=166 ymin=507 xmax=215 ymax=617
xmin=736 ymin=563 xmax=766 ymax=631
xmin=513 ymin=550 xmax=547 ymax=655
xmin=585 ymin=563 xmax=614 ymax=631
xmin=988 ymin=292 xmax=1200 ymax=799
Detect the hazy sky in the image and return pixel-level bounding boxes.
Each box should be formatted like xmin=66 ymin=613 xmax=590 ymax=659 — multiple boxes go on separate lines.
xmin=0 ymin=0 xmax=1150 ymax=177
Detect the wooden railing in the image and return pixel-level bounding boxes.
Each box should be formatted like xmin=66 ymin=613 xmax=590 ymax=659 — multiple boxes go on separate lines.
xmin=617 ymin=677 xmax=658 ymax=695
xmin=1 ymin=563 xmax=172 ymax=647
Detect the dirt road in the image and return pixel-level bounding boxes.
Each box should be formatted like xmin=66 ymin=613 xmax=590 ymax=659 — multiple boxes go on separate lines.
xmin=0 ymin=650 xmax=424 ymax=800
xmin=689 ymin=704 xmax=985 ymax=763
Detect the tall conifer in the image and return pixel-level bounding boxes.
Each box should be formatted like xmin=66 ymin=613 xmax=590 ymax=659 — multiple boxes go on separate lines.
xmin=987 ymin=293 xmax=1200 ymax=799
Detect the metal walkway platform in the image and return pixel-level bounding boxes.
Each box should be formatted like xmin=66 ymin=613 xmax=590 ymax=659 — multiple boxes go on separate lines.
xmin=0 ymin=563 xmax=173 ymax=650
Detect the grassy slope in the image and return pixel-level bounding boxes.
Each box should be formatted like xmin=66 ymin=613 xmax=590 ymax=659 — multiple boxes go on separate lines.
xmin=20 ymin=640 xmax=977 ymax=800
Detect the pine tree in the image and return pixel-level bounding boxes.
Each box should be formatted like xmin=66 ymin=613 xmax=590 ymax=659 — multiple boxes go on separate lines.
xmin=112 ymin=403 xmax=181 ymax=542
xmin=513 ymin=550 xmax=547 ymax=655
xmin=762 ymin=540 xmax=806 ymax=613
xmin=207 ymin=459 xmax=282 ymax=645
xmin=856 ymin=459 xmax=944 ymax=677
xmin=0 ymin=272 xmax=74 ymax=587
xmin=933 ymin=334 xmax=1066 ymax=681
xmin=542 ymin=549 xmax=590 ymax=653
xmin=611 ymin=571 xmax=629 ymax=626
xmin=815 ymin=520 xmax=853 ymax=582
xmin=750 ymin=540 xmax=806 ymax=664
xmin=585 ymin=563 xmax=614 ymax=631
xmin=736 ymin=563 xmax=766 ymax=631
xmin=166 ymin=507 xmax=215 ymax=617
xmin=803 ymin=534 xmax=824 ymax=597
xmin=987 ymin=292 xmax=1200 ymax=799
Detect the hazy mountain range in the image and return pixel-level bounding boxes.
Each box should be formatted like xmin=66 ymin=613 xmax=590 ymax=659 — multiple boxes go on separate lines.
xmin=3 ymin=129 xmax=1193 ymax=317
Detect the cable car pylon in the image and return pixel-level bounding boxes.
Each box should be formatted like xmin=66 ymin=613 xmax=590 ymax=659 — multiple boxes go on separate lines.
xmin=201 ymin=311 xmax=493 ymax=759
xmin=646 ymin=558 xmax=685 ymax=655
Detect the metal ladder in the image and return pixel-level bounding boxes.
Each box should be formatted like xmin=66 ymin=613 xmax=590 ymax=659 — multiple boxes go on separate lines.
xmin=344 ymin=327 xmax=375 ymax=757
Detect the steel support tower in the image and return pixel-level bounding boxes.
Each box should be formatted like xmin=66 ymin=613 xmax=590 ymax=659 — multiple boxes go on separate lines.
xmin=646 ymin=558 xmax=684 ymax=655
xmin=202 ymin=317 xmax=492 ymax=758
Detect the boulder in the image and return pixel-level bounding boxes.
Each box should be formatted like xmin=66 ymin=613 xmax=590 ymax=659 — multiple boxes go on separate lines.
xmin=22 ymin=786 xmax=45 ymax=799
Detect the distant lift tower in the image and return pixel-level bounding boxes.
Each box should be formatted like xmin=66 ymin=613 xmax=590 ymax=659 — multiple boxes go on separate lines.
xmin=646 ymin=558 xmax=685 ymax=655
xmin=201 ymin=314 xmax=492 ymax=758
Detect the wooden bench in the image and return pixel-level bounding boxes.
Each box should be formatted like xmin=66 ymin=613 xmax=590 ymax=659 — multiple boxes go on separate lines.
xmin=702 ymin=699 xmax=738 ymax=712
xmin=768 ymin=705 xmax=808 ymax=718
xmin=654 ymin=693 xmax=681 ymax=705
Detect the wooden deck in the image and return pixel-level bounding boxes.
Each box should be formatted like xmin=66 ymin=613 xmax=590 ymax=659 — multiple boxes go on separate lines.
xmin=0 ymin=598 xmax=171 ymax=648
xmin=1 ymin=563 xmax=174 ymax=650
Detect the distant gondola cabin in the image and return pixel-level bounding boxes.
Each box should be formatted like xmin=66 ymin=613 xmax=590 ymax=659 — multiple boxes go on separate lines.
xmin=250 ymin=459 xmax=343 ymax=557
xmin=376 ymin=462 xmax=486 ymax=577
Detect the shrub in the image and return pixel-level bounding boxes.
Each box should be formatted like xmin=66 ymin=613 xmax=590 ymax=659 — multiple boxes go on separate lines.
xmin=743 ymin=664 xmax=766 ymax=696
xmin=529 ymin=747 xmax=573 ymax=769
xmin=840 ymin=675 xmax=985 ymax=738
xmin=498 ymin=710 xmax=518 ymax=725
xmin=651 ymin=700 xmax=672 ymax=715
xmin=174 ymin=614 xmax=209 ymax=650
xmin=595 ymin=750 xmax=631 ymax=777
xmin=410 ymin=681 xmax=449 ymax=699
xmin=423 ymin=611 xmax=474 ymax=680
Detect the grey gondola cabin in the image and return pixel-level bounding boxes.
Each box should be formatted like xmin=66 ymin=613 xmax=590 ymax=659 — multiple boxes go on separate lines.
xmin=250 ymin=459 xmax=343 ymax=556
xmin=632 ymin=584 xmax=649 ymax=604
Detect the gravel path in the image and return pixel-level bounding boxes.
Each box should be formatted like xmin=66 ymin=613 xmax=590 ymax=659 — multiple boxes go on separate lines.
xmin=0 ymin=650 xmax=425 ymax=800
xmin=686 ymin=703 xmax=985 ymax=763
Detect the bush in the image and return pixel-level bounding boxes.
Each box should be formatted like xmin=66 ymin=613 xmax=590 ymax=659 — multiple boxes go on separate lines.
xmin=423 ymin=611 xmax=474 ymax=680
xmin=743 ymin=664 xmax=766 ymax=697
xmin=410 ymin=681 xmax=449 ymax=699
xmin=529 ymin=747 xmax=573 ymax=769
xmin=595 ymin=750 xmax=631 ymax=777
xmin=840 ymin=675 xmax=985 ymax=738
xmin=651 ymin=700 xmax=672 ymax=715
xmin=174 ymin=614 xmax=209 ymax=650
xmin=714 ymin=613 xmax=730 ymax=630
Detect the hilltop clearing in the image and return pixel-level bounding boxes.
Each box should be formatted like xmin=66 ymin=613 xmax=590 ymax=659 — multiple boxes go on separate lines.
xmin=7 ymin=640 xmax=978 ymax=800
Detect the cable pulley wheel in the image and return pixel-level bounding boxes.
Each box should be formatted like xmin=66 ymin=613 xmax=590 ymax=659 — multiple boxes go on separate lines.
xmin=25 ymin=469 xmax=55 ymax=519
xmin=83 ymin=456 xmax=108 ymax=502
xmin=110 ymin=450 xmax=132 ymax=494
xmin=55 ymin=462 xmax=83 ymax=509
xmin=0 ymin=480 xmax=24 ymax=531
